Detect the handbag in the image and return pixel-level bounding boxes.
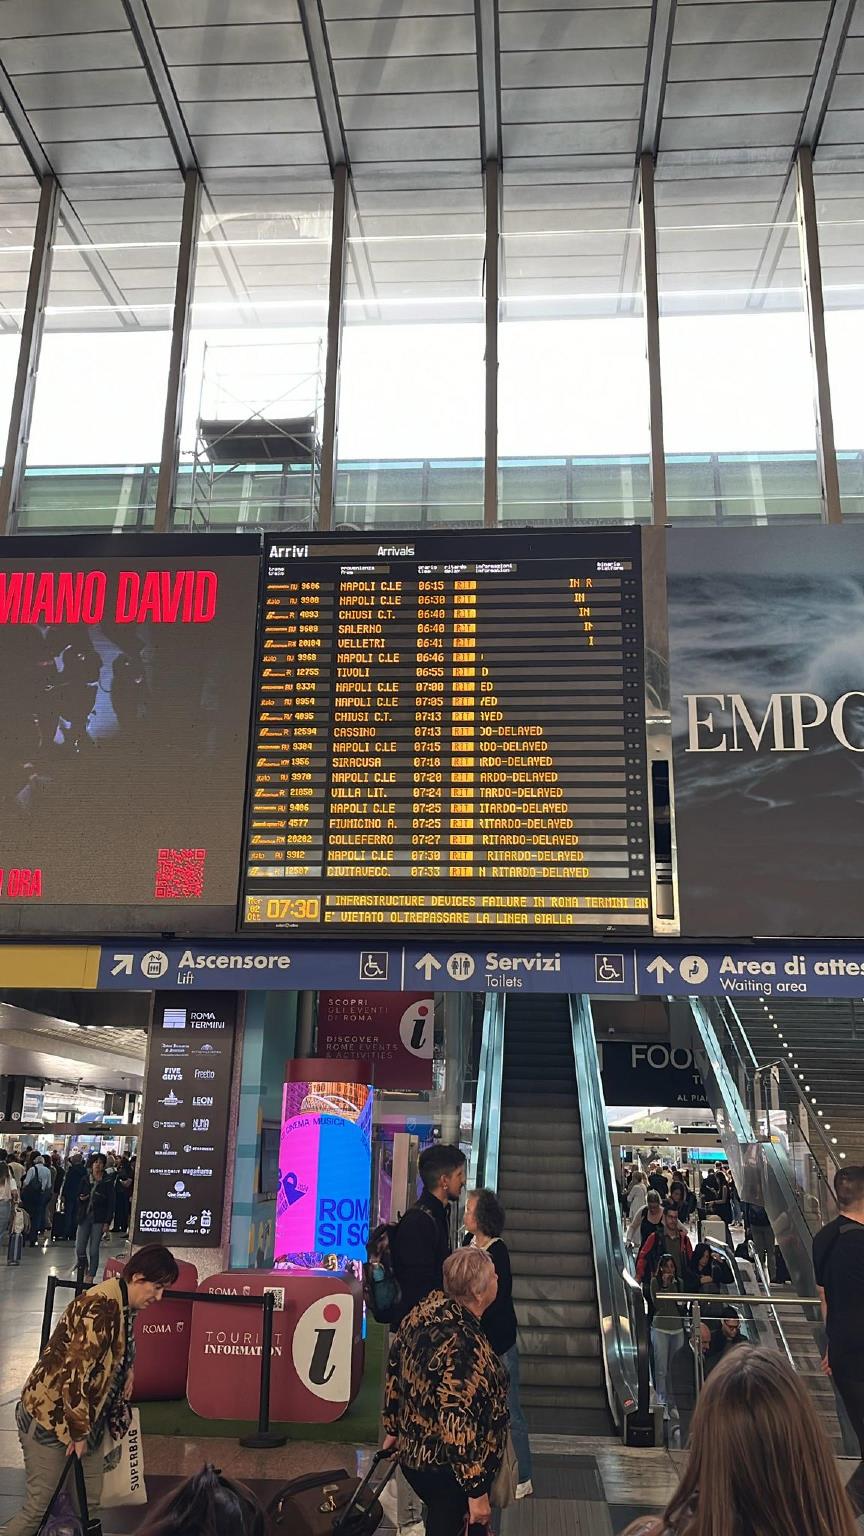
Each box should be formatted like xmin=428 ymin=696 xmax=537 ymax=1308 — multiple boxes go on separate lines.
xmin=35 ymin=1451 xmax=100 ymax=1536
xmin=489 ymin=1432 xmax=518 ymax=1509
xmin=100 ymin=1409 xmax=146 ymax=1508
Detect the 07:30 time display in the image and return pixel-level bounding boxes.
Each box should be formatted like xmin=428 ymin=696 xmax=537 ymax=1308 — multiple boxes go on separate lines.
xmin=263 ymin=897 xmax=321 ymax=922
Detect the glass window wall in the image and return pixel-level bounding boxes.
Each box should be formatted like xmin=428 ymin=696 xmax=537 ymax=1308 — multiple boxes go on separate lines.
xmin=656 ymin=165 xmax=822 ymax=524
xmin=336 ymin=182 xmax=486 ymax=528
xmin=22 ymin=195 xmax=183 ymax=530
xmin=180 ymin=185 xmax=332 ymax=531
xmin=0 ymin=186 xmax=40 ymax=487
xmin=815 ymin=165 xmax=864 ymax=520
xmin=498 ymin=174 xmax=651 ymax=524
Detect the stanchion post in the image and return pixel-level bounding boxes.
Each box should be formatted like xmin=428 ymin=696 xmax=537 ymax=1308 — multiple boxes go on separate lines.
xmin=239 ymin=1291 xmax=288 ymax=1449
xmin=75 ymin=1259 xmax=87 ymax=1295
xmin=40 ymin=1275 xmax=58 ymax=1352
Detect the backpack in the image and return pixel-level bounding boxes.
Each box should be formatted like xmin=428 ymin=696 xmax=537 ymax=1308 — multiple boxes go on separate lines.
xmin=363 ymin=1206 xmax=436 ymax=1324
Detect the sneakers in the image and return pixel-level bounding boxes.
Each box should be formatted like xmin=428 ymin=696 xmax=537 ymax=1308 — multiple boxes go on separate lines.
xmin=515 ymin=1481 xmax=533 ymax=1500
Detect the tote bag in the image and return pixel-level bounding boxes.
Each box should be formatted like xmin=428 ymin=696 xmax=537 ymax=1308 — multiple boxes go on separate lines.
xmin=490 ymin=1432 xmax=518 ymax=1509
xmin=100 ymin=1409 xmax=146 ymax=1508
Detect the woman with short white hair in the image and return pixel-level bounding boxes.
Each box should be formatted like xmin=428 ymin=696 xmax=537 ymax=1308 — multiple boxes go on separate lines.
xmin=383 ymin=1246 xmax=510 ymax=1536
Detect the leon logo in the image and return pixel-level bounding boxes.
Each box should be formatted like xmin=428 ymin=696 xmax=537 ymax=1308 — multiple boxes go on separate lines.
xmin=291 ymin=1293 xmax=352 ymax=1402
xmin=399 ymin=998 xmax=434 ymax=1059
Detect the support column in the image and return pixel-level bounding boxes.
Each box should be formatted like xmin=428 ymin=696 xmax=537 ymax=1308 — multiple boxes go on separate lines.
xmin=796 ymin=146 xmax=842 ymax=524
xmin=0 ymin=176 xmax=58 ymax=533
xmin=318 ymin=163 xmax=349 ymax=533
xmin=296 ymin=990 xmax=317 ymax=1056
xmin=638 ymin=153 xmax=667 ymax=528
xmin=153 ymin=169 xmax=201 ymax=534
xmin=483 ymin=159 xmax=500 ymax=528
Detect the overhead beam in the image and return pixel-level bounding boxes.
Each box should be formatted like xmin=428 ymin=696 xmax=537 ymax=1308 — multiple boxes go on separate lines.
xmin=639 ymin=154 xmax=668 ymax=528
xmin=483 ymin=160 xmax=500 ymax=528
xmin=798 ymin=0 xmax=857 ymax=150
xmin=153 ymin=171 xmax=202 ymax=534
xmin=638 ymin=0 xmax=677 ymax=158
xmin=0 ymin=176 xmax=58 ymax=533
xmin=120 ymin=0 xmax=197 ymax=172
xmin=318 ymin=165 xmax=349 ymax=533
xmin=475 ymin=0 xmax=501 ymax=166
xmin=297 ymin=0 xmax=349 ymax=170
xmin=796 ymin=146 xmax=842 ymax=523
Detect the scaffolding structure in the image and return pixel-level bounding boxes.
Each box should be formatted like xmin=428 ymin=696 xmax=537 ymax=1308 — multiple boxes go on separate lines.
xmin=182 ymin=337 xmax=324 ymax=529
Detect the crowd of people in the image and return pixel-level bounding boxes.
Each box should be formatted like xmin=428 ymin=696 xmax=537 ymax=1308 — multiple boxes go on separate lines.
xmin=1 ymin=1141 xmax=862 ymax=1536
xmin=0 ymin=1145 xmax=135 ymax=1279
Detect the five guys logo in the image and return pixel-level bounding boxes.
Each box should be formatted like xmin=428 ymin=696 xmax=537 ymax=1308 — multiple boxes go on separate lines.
xmin=0 ymin=568 xmax=218 ymax=625
xmin=291 ymin=1292 xmax=353 ymax=1402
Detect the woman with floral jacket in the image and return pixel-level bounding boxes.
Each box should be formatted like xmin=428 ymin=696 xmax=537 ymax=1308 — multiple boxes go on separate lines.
xmin=1 ymin=1245 xmax=178 ymax=1536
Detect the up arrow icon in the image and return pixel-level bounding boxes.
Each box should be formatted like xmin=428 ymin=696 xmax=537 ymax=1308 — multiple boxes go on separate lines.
xmin=415 ymin=952 xmax=442 ymax=982
xmin=646 ymin=955 xmax=674 ymax=982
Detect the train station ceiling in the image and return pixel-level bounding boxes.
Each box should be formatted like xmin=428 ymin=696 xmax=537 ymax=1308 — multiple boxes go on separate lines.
xmin=0 ymin=0 xmax=860 ymax=326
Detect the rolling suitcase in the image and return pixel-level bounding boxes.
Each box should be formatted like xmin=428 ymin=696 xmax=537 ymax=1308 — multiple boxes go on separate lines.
xmin=268 ymin=1448 xmax=397 ymax=1536
xmin=8 ymin=1208 xmax=24 ymax=1266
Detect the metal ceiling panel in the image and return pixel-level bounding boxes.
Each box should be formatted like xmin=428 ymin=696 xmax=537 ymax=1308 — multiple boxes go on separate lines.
xmin=661 ymin=113 xmax=802 ymax=151
xmin=326 ymin=16 xmax=476 ymax=56
xmin=0 ymin=0 xmax=126 ymax=34
xmin=17 ymin=69 xmax=154 ymax=110
xmin=348 ymin=127 xmax=479 ymax=160
xmin=183 ymin=100 xmax=322 ymax=134
xmin=674 ymin=2 xmax=830 ymax=45
xmin=169 ymin=62 xmax=314 ymax=99
xmin=830 ymin=74 xmax=864 ymax=107
xmin=665 ymin=78 xmax=810 ymax=115
xmin=502 ymin=85 xmax=643 ymax=121
xmin=28 ymin=105 xmax=166 ymax=142
xmin=503 ymin=121 xmax=638 ymax=155
xmin=820 ymin=109 xmax=864 ymax=144
xmin=325 ymin=0 xmax=473 ymax=13
xmin=334 ymin=54 xmax=478 ymax=91
xmin=0 ymin=32 xmax=141 ymax=73
xmin=341 ymin=93 xmax=479 ymax=130
xmin=668 ymin=39 xmax=820 ymax=78
xmin=43 ymin=140 xmax=180 ymax=174
xmin=500 ymin=9 xmax=651 ymax=50
xmin=150 ymin=0 xmax=299 ymax=20
xmin=501 ymin=46 xmax=647 ymax=87
xmin=159 ymin=24 xmax=309 ymax=66
xmin=194 ymin=132 xmax=329 ymax=167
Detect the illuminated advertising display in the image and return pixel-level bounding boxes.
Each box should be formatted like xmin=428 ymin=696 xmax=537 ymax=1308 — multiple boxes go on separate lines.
xmin=318 ymin=991 xmax=435 ymax=1090
xmin=241 ymin=529 xmax=650 ymax=933
xmin=0 ymin=534 xmax=260 ymax=934
xmin=134 ymin=992 xmax=237 ymax=1248
xmin=275 ymin=1067 xmax=373 ymax=1274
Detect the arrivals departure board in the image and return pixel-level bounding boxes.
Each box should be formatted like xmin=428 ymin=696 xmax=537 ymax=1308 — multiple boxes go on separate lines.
xmin=241 ymin=530 xmax=651 ymax=932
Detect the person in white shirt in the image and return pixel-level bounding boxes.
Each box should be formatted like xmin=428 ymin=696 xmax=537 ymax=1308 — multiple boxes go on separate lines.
xmin=21 ymin=1156 xmax=52 ymax=1246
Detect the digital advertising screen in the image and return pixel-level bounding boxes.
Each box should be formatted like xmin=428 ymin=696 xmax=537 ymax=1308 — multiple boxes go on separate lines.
xmin=669 ymin=525 xmax=864 ymax=938
xmin=275 ymin=1074 xmax=373 ymax=1275
xmin=241 ymin=529 xmax=651 ymax=933
xmin=0 ymin=534 xmax=260 ymax=933
xmin=134 ymin=992 xmax=237 ymax=1248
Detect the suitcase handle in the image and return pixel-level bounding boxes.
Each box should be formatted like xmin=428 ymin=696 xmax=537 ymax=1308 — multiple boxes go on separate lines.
xmin=332 ymin=1450 xmax=397 ymax=1533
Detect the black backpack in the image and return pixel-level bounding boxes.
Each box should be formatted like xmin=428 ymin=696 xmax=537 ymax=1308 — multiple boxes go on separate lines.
xmin=363 ymin=1206 xmax=435 ymax=1324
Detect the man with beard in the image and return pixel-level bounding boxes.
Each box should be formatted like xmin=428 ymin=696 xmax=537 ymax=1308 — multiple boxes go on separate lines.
xmin=390 ymin=1145 xmax=466 ymax=1330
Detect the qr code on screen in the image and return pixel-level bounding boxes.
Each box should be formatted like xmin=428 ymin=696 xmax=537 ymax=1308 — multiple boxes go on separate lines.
xmin=154 ymin=848 xmax=206 ymax=900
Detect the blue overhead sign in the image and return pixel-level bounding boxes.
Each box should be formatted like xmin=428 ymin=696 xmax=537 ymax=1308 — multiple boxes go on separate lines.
xmin=84 ymin=940 xmax=864 ymax=999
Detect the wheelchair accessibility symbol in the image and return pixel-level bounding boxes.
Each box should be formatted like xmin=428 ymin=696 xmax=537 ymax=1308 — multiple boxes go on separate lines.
xmin=595 ymin=953 xmax=625 ymax=984
xmin=359 ymin=950 xmax=388 ymax=981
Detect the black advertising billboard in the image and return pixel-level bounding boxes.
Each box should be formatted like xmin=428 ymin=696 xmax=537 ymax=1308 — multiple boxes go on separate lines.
xmin=0 ymin=535 xmax=260 ymax=934
xmin=135 ymin=992 xmax=237 ymax=1248
xmin=241 ymin=529 xmax=651 ymax=933
xmin=668 ymin=526 xmax=864 ymax=937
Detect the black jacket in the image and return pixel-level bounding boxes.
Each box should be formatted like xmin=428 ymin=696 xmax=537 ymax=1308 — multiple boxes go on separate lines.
xmin=79 ymin=1170 xmax=116 ymax=1227
xmin=391 ymin=1189 xmax=452 ymax=1328
xmin=462 ymin=1235 xmax=518 ymax=1356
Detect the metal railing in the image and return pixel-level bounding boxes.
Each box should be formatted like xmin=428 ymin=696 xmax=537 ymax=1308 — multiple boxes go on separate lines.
xmin=468 ymin=992 xmax=505 ymax=1191
xmin=570 ymin=994 xmax=653 ymax=1444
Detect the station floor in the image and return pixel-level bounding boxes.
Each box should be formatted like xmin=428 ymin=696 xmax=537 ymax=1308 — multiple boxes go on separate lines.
xmin=0 ymin=1243 xmax=860 ymax=1536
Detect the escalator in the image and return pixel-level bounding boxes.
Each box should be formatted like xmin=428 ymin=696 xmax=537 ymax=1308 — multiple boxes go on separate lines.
xmin=686 ymin=995 xmax=856 ymax=1455
xmin=470 ymin=990 xmax=651 ymax=1444
xmin=498 ymin=994 xmax=611 ymax=1434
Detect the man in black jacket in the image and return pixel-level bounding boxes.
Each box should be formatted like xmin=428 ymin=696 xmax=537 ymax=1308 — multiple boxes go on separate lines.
xmin=814 ymin=1165 xmax=864 ymax=1514
xmin=391 ymin=1144 xmax=466 ymax=1330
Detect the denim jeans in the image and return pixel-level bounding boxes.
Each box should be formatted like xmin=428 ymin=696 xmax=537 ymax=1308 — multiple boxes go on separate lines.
xmin=651 ymin=1327 xmax=682 ymax=1408
xmin=75 ymin=1215 xmax=103 ymax=1279
xmin=500 ymin=1342 xmax=532 ymax=1483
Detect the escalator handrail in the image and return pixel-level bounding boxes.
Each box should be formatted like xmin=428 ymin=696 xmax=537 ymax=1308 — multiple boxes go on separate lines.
xmin=721 ymin=999 xmax=761 ymax=1071
xmin=469 ymin=993 xmax=505 ymax=1191
xmin=750 ymin=1057 xmax=840 ymax=1183
xmin=569 ymin=994 xmax=650 ymax=1432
